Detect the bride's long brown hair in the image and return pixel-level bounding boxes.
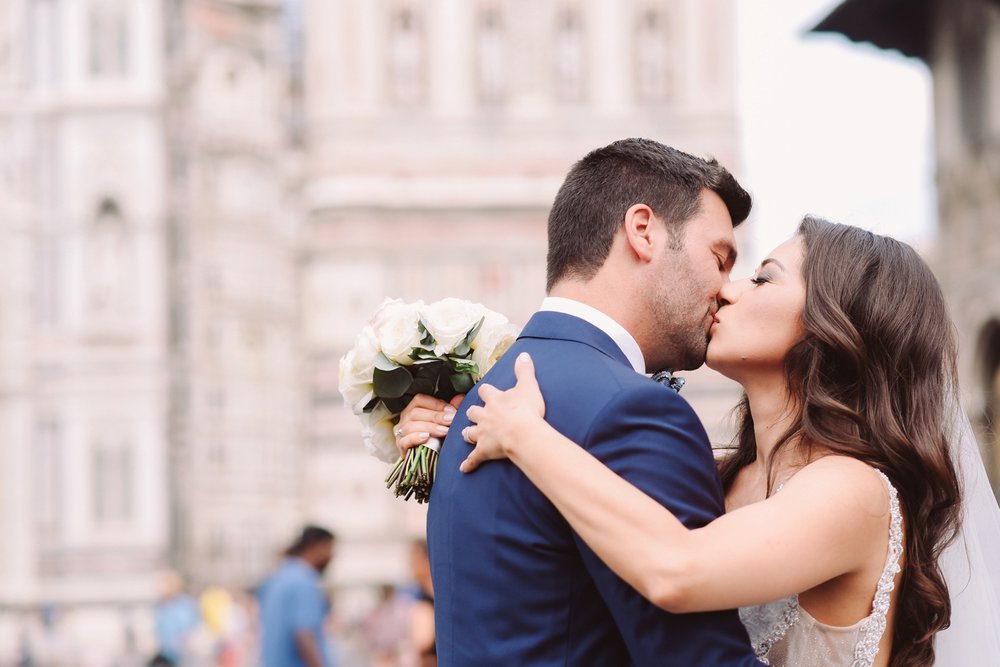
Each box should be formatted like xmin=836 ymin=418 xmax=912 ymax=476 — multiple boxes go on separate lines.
xmin=718 ymin=217 xmax=962 ymax=667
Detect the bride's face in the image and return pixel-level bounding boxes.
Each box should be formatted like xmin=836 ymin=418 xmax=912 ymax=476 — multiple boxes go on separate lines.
xmin=706 ymin=236 xmax=806 ymax=382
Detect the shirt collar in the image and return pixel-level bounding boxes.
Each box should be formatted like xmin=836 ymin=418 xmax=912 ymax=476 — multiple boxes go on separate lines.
xmin=539 ymin=297 xmax=646 ymax=374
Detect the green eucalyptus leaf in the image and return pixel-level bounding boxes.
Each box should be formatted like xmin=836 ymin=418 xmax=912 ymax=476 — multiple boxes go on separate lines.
xmin=373 ymin=364 xmax=413 ymax=399
xmin=427 ymin=364 xmax=451 ymax=400
xmin=450 ymin=372 xmax=475 ymax=394
xmin=464 ymin=317 xmax=485 ymax=346
xmin=381 ymin=396 xmax=409 ymax=414
xmin=362 ymin=396 xmax=381 ymax=414
xmin=408 ymin=348 xmax=423 ymax=361
xmin=411 ymin=349 xmax=440 ymax=361
xmin=374 ymin=352 xmax=399 ymax=372
xmin=418 ymin=320 xmax=435 ymax=347
xmin=450 ymin=359 xmax=479 ymax=375
xmin=411 ymin=379 xmax=436 ymax=396
xmin=414 ymin=359 xmax=444 ymax=376
xmin=411 ymin=354 xmax=439 ymax=364
xmin=411 ymin=366 xmax=441 ymax=395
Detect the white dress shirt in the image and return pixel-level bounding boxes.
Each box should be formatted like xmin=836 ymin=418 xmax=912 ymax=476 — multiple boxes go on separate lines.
xmin=539 ymin=297 xmax=646 ymax=374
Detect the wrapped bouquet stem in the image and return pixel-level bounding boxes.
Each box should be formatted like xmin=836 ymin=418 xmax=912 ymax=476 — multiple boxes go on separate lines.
xmin=385 ymin=432 xmax=442 ymax=503
xmin=339 ymin=298 xmax=520 ymax=503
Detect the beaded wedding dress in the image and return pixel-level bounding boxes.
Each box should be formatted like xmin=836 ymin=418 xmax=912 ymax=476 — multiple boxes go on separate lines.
xmin=739 ymin=397 xmax=1000 ymax=666
xmin=739 ymin=470 xmax=903 ymax=667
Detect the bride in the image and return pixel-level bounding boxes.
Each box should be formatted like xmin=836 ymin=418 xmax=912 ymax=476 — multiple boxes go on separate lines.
xmin=400 ymin=218 xmax=1000 ymax=666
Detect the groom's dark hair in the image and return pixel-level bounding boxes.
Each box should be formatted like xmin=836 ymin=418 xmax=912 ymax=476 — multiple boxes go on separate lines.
xmin=545 ymin=138 xmax=751 ymax=291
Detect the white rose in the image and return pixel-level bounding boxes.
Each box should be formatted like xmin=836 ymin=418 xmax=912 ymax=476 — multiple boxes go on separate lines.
xmin=338 ymin=325 xmax=380 ymax=412
xmin=475 ymin=309 xmax=509 ymax=337
xmin=472 ymin=322 xmax=521 ymax=377
xmin=370 ymin=298 xmax=424 ymax=364
xmin=421 ymin=298 xmax=487 ymax=356
xmin=360 ymin=402 xmax=401 ymax=463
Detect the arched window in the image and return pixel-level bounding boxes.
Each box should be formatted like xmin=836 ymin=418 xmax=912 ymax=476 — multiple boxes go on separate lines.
xmin=88 ymin=0 xmax=130 ymax=78
xmin=34 ymin=415 xmax=63 ymax=538
xmin=30 ymin=0 xmax=61 ymax=86
xmin=553 ymin=8 xmax=585 ymax=103
xmin=477 ymin=5 xmax=507 ymax=106
xmin=87 ymin=197 xmax=135 ymax=320
xmin=0 ymin=1 xmax=19 ymax=87
xmin=634 ymin=6 xmax=672 ymax=103
xmin=92 ymin=435 xmax=133 ymax=524
xmin=387 ymin=5 xmax=425 ymax=106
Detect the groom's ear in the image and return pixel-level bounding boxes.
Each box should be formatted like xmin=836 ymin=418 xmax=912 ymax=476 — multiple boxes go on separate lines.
xmin=622 ymin=203 xmax=657 ymax=263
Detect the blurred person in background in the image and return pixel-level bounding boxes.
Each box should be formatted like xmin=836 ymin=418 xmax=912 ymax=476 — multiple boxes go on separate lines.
xmin=150 ymin=571 xmax=200 ymax=666
xmin=360 ymin=584 xmax=410 ymax=667
xmin=199 ymin=585 xmax=251 ymax=667
xmin=16 ymin=628 xmax=33 ymax=667
xmin=406 ymin=540 xmax=435 ymax=667
xmin=360 ymin=539 xmax=436 ymax=667
xmin=258 ymin=526 xmax=336 ymax=667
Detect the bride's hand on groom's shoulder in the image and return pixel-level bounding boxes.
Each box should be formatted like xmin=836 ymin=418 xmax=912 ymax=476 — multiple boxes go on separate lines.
xmin=462 ymin=353 xmax=546 ymax=473
xmin=394 ymin=393 xmax=464 ymax=453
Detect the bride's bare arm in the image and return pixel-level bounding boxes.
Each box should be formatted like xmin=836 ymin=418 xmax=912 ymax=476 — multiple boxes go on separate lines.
xmin=463 ymin=353 xmax=892 ymax=613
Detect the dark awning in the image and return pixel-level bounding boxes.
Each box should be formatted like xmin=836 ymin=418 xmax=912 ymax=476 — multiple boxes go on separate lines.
xmin=810 ymin=0 xmax=935 ymax=61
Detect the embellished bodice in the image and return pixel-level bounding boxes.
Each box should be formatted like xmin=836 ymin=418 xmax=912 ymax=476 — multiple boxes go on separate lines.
xmin=739 ymin=469 xmax=904 ymax=667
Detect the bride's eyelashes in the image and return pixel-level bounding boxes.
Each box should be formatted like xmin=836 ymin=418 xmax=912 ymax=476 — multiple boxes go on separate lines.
xmin=749 ymin=274 xmax=772 ymax=285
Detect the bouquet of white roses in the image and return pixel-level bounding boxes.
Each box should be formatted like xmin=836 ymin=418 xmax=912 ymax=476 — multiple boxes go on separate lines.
xmin=339 ymin=297 xmax=520 ymax=503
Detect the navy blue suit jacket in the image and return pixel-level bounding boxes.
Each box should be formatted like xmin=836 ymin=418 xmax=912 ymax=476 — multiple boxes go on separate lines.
xmin=427 ymin=311 xmax=763 ymax=666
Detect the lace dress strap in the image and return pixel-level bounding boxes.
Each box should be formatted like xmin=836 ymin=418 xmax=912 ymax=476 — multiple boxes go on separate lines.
xmin=851 ymin=469 xmax=904 ymax=667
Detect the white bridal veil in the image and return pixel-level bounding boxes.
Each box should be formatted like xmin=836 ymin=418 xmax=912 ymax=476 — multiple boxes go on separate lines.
xmin=933 ymin=398 xmax=1000 ymax=665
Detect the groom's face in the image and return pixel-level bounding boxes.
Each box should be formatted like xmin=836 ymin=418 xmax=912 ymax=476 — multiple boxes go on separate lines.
xmin=645 ymin=190 xmax=737 ymax=372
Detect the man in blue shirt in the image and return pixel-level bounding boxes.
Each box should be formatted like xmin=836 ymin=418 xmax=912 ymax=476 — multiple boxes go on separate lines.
xmin=152 ymin=570 xmax=200 ymax=665
xmin=258 ymin=526 xmax=336 ymax=667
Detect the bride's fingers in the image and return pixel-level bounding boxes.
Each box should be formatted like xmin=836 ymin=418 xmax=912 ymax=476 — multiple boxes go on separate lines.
xmin=397 ymin=418 xmax=449 ymax=440
xmin=513 ymin=352 xmax=545 ymax=416
xmin=512 ymin=352 xmax=537 ymax=387
xmin=478 ymin=383 xmax=499 ymax=404
xmin=466 ymin=405 xmax=484 ymax=425
xmin=401 ymin=394 xmax=453 ymax=421
xmin=401 ymin=406 xmax=456 ymax=427
xmin=461 ymin=424 xmax=479 ymax=444
xmin=459 ymin=449 xmax=483 ymax=473
xmin=397 ymin=431 xmax=432 ymax=452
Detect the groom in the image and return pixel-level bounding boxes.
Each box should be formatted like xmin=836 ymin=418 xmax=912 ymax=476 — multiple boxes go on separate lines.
xmin=427 ymin=139 xmax=763 ymax=665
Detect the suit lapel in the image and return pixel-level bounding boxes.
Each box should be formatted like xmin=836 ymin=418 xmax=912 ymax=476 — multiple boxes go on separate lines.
xmin=517 ymin=311 xmax=633 ymax=369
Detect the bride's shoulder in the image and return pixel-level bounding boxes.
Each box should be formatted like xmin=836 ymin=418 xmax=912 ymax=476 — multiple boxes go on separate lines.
xmin=786 ymin=455 xmax=892 ymax=516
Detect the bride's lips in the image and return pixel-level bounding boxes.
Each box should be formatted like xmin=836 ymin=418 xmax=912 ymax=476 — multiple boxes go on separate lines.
xmin=704 ymin=311 xmax=719 ymax=337
xmin=710 ymin=313 xmax=721 ymax=331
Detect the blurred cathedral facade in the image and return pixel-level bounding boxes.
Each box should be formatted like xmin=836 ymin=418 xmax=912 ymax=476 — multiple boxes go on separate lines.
xmin=0 ymin=0 xmax=303 ymax=657
xmin=1 ymin=0 xmax=747 ymax=659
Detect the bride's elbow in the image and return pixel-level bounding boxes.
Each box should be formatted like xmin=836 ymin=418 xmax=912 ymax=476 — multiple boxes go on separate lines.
xmin=644 ymin=553 xmax=701 ymax=614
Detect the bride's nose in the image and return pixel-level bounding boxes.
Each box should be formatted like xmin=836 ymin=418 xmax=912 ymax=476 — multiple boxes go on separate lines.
xmin=717 ymin=278 xmax=745 ymax=306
